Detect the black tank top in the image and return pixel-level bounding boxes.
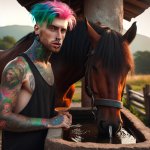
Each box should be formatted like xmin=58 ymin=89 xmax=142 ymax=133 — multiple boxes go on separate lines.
xmin=2 ymin=53 xmax=55 ymax=150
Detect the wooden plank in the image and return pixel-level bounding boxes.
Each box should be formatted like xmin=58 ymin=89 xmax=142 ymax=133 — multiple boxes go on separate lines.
xmin=130 ymin=94 xmax=145 ymax=105
xmin=17 ymin=0 xmax=150 ymax=20
xmin=132 ymin=106 xmax=146 ymax=116
xmin=129 ymin=90 xmax=143 ymax=97
xmin=124 ymin=0 xmax=149 ymax=9
xmin=131 ymin=100 xmax=145 ymax=110
xmin=124 ymin=6 xmax=143 ymax=16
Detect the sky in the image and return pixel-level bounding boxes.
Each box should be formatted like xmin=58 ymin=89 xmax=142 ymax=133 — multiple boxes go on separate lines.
xmin=0 ymin=0 xmax=150 ymax=37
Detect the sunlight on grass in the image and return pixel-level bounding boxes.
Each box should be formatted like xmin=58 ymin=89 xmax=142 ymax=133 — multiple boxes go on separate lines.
xmin=72 ymin=81 xmax=81 ymax=102
xmin=126 ymin=74 xmax=150 ymax=91
xmin=74 ymin=81 xmax=81 ymax=88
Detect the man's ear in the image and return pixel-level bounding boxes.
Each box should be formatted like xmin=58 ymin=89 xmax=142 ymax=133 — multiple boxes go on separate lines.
xmin=34 ymin=24 xmax=40 ymax=35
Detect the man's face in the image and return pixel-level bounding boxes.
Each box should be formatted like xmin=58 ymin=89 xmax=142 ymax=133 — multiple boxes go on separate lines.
xmin=35 ymin=18 xmax=68 ymax=53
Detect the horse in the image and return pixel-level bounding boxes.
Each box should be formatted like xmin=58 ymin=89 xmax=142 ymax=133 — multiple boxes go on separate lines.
xmin=0 ymin=19 xmax=136 ymax=136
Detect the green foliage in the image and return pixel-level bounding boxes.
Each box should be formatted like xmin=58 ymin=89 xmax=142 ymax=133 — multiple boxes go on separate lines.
xmin=129 ymin=105 xmax=148 ymax=124
xmin=0 ymin=36 xmax=16 ymax=50
xmin=123 ymin=95 xmax=149 ymax=126
xmin=134 ymin=51 xmax=150 ymax=74
xmin=122 ymin=96 xmax=127 ymax=107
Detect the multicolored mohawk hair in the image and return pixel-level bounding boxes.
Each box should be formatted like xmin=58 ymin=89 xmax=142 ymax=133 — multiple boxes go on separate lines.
xmin=30 ymin=0 xmax=76 ymax=30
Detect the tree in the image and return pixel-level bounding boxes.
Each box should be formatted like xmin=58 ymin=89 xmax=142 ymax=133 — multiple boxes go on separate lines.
xmin=134 ymin=51 xmax=150 ymax=74
xmin=0 ymin=36 xmax=16 ymax=50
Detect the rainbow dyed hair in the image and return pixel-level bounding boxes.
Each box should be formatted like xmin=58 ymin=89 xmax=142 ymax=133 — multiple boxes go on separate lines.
xmin=30 ymin=0 xmax=76 ymax=30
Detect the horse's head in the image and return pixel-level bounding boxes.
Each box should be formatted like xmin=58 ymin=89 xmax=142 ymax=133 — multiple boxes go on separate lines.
xmin=85 ymin=19 xmax=136 ymax=137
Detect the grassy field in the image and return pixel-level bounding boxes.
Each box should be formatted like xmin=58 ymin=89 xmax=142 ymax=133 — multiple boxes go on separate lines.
xmin=126 ymin=74 xmax=150 ymax=91
xmin=72 ymin=81 xmax=81 ymax=102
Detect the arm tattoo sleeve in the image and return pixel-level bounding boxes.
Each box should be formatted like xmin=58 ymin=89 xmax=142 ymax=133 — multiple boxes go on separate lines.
xmin=0 ymin=58 xmax=49 ymax=132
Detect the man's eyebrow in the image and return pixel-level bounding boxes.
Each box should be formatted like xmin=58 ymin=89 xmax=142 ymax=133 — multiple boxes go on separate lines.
xmin=50 ymin=24 xmax=67 ymax=30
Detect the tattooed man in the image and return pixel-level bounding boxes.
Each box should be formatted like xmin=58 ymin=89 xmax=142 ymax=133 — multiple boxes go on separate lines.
xmin=0 ymin=1 xmax=76 ymax=150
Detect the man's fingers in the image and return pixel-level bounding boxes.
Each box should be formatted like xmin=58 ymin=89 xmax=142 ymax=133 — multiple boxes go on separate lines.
xmin=64 ymin=122 xmax=71 ymax=129
xmin=63 ymin=115 xmax=72 ymax=127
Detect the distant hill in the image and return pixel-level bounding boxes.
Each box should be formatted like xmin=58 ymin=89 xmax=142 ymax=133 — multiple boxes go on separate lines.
xmin=0 ymin=25 xmax=150 ymax=53
xmin=0 ymin=25 xmax=33 ymax=41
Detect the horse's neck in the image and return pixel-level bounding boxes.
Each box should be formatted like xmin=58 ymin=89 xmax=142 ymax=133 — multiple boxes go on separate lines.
xmin=52 ymin=57 xmax=85 ymax=91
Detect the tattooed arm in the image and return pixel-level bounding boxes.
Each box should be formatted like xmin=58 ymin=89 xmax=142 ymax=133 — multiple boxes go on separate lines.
xmin=0 ymin=57 xmax=71 ymax=132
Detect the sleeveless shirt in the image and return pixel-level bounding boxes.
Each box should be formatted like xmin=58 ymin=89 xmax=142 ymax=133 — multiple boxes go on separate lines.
xmin=2 ymin=53 xmax=55 ymax=150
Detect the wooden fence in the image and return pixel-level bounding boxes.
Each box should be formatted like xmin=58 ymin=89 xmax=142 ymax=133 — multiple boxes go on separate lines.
xmin=125 ymin=84 xmax=150 ymax=123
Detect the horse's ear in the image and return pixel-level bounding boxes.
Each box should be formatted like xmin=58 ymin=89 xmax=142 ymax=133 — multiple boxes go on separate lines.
xmin=85 ymin=18 xmax=101 ymax=48
xmin=123 ymin=22 xmax=137 ymax=44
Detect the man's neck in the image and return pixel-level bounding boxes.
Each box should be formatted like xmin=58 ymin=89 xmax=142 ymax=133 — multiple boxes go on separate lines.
xmin=25 ymin=39 xmax=52 ymax=64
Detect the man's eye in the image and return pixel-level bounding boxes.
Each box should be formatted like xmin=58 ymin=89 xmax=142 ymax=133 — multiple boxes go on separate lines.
xmin=61 ymin=29 xmax=67 ymax=34
xmin=49 ymin=26 xmax=57 ymax=31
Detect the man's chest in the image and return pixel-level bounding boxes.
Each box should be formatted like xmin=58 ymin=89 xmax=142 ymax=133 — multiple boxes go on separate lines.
xmin=35 ymin=62 xmax=54 ymax=85
xmin=23 ymin=62 xmax=54 ymax=93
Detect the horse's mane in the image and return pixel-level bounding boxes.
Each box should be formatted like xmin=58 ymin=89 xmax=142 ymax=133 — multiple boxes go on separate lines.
xmin=94 ymin=25 xmax=134 ymax=75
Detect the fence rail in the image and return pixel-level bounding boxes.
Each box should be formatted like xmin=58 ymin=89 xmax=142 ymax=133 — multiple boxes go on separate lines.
xmin=126 ymin=84 xmax=150 ymax=123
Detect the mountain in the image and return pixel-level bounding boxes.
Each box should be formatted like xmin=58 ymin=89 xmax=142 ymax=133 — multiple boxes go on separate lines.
xmin=0 ymin=25 xmax=150 ymax=53
xmin=0 ymin=25 xmax=33 ymax=41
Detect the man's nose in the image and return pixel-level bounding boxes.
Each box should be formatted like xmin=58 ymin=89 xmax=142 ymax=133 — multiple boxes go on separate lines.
xmin=56 ymin=29 xmax=62 ymax=40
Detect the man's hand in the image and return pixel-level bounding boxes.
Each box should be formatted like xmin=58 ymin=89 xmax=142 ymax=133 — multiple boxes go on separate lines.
xmin=48 ymin=112 xmax=72 ymax=129
xmin=58 ymin=111 xmax=72 ymax=125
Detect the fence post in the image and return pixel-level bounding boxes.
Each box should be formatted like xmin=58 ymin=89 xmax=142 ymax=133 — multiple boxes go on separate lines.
xmin=126 ymin=84 xmax=132 ymax=108
xmin=143 ymin=84 xmax=150 ymax=124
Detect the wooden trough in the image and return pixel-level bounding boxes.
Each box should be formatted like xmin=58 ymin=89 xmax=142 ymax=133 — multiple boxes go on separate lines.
xmin=45 ymin=107 xmax=150 ymax=150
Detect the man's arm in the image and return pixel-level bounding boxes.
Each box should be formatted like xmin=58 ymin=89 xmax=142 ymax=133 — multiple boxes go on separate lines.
xmin=0 ymin=57 xmax=71 ymax=132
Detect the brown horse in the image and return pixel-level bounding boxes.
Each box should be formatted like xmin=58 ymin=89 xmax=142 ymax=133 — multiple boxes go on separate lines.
xmin=0 ymin=20 xmax=136 ymax=136
xmin=85 ymin=20 xmax=136 ymax=136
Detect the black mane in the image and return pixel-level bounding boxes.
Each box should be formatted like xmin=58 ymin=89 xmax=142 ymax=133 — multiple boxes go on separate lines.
xmin=94 ymin=27 xmax=126 ymax=75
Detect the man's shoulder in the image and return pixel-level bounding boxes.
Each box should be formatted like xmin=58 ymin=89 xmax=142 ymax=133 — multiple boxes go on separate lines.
xmin=2 ymin=55 xmax=29 ymax=77
xmin=6 ymin=55 xmax=27 ymax=68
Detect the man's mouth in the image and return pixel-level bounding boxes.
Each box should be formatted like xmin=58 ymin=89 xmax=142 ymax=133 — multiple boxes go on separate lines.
xmin=51 ymin=42 xmax=61 ymax=48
